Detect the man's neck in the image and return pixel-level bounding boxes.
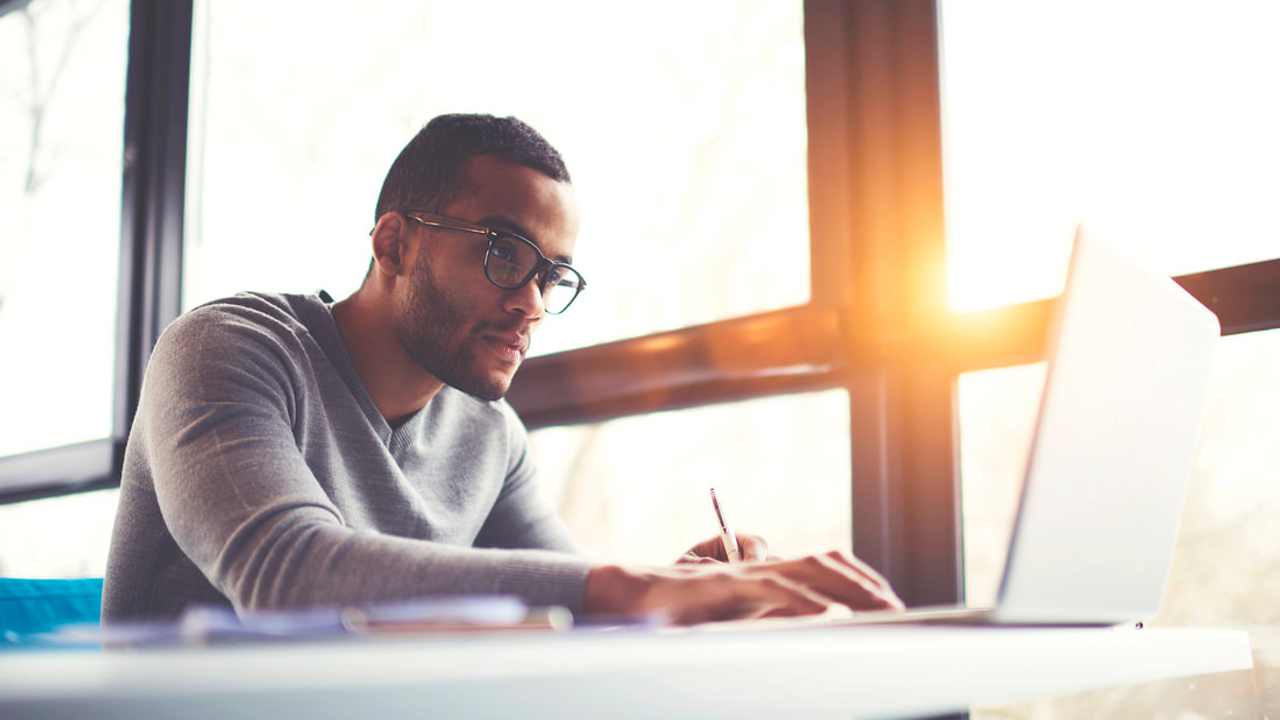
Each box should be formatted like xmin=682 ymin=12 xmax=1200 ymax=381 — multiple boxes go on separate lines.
xmin=331 ymin=290 xmax=444 ymax=426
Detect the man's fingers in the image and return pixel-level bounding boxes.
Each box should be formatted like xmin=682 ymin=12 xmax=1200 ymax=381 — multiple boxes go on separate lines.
xmin=671 ymin=544 xmax=905 ymax=612
xmin=675 ymin=537 xmax=720 ymax=564
xmin=676 ymin=532 xmax=770 ymax=564
xmin=737 ymin=534 xmax=769 ymax=562
xmin=756 ymin=552 xmax=905 ymax=611
xmin=676 ymin=572 xmax=832 ymax=624
xmin=676 ymin=553 xmax=721 ymax=565
xmin=824 ymin=550 xmax=896 ymax=593
xmin=639 ymin=568 xmax=835 ymax=625
xmin=584 ymin=555 xmax=903 ymax=627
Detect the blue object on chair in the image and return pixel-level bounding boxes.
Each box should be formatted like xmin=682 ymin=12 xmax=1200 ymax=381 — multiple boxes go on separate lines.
xmin=0 ymin=578 xmax=104 ymax=642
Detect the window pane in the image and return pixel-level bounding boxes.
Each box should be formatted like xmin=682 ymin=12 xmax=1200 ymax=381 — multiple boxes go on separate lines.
xmin=531 ymin=391 xmax=850 ymax=564
xmin=963 ymin=332 xmax=1280 ymax=720
xmin=940 ymin=1 xmax=1280 ymax=311
xmin=0 ymin=0 xmax=129 ymax=456
xmin=0 ymin=487 xmax=118 ymax=577
xmin=183 ymin=0 xmax=809 ymax=355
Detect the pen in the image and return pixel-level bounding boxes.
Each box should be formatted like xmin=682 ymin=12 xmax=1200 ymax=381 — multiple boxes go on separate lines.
xmin=709 ymin=487 xmax=742 ymax=563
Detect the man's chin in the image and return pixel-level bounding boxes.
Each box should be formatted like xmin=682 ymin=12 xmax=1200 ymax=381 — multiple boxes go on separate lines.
xmin=450 ymin=370 xmax=514 ymax=402
xmin=466 ymin=384 xmax=508 ymax=402
xmin=430 ymin=346 xmax=520 ymax=401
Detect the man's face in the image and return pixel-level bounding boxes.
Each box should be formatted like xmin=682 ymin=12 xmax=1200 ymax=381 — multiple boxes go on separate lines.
xmin=396 ymin=154 xmax=580 ymax=401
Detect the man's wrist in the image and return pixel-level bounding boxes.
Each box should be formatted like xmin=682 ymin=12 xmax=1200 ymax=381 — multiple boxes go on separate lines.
xmin=583 ymin=564 xmax=649 ymax=616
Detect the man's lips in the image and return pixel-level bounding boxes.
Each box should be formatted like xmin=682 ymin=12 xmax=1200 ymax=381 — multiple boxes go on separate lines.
xmin=480 ymin=331 xmax=530 ymax=360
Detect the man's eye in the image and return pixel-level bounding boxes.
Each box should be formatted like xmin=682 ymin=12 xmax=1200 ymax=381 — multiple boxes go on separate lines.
xmin=490 ymin=243 xmax=515 ymax=260
xmin=490 ymin=257 xmax=523 ymax=284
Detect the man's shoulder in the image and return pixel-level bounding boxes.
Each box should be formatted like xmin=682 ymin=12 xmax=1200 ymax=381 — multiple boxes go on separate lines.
xmin=151 ymin=291 xmax=340 ymax=373
xmin=166 ymin=291 xmax=330 ymax=344
xmin=181 ymin=291 xmax=318 ymax=327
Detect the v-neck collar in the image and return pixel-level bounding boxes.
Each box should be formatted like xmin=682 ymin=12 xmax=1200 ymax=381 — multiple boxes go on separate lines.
xmin=297 ymin=291 xmax=432 ymax=453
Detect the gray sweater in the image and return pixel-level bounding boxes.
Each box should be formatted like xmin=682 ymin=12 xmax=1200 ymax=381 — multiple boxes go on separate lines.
xmin=102 ymin=292 xmax=592 ymax=623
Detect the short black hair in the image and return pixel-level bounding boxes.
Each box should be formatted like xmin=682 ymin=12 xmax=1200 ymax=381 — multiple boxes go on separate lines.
xmin=374 ymin=114 xmax=571 ymax=223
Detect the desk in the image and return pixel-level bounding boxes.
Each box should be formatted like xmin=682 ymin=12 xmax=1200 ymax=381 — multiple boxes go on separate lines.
xmin=0 ymin=625 xmax=1252 ymax=720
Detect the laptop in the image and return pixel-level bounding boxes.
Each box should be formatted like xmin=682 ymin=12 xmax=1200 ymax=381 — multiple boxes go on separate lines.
xmin=806 ymin=227 xmax=1220 ymax=628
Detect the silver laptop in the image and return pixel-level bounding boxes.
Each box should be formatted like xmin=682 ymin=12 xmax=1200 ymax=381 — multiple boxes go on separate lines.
xmin=846 ymin=227 xmax=1220 ymax=627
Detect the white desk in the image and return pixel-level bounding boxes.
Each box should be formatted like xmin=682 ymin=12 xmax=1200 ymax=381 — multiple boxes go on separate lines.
xmin=0 ymin=625 xmax=1253 ymax=720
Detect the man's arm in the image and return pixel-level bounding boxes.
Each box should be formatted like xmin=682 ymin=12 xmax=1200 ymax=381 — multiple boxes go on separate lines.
xmin=134 ymin=304 xmax=592 ymax=614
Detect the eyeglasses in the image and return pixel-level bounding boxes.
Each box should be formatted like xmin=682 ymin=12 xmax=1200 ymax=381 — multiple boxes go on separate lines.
xmin=402 ymin=212 xmax=586 ymax=315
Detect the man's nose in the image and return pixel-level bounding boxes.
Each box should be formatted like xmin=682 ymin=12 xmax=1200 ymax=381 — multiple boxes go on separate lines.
xmin=503 ymin=273 xmax=547 ymax=318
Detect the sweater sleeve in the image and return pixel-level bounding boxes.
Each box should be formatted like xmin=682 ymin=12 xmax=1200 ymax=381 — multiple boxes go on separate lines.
xmin=139 ymin=306 xmax=593 ymax=615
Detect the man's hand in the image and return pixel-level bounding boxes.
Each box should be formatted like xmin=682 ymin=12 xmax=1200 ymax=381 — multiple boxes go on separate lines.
xmin=583 ymin=550 xmax=905 ymax=625
xmin=677 ymin=533 xmax=771 ymax=564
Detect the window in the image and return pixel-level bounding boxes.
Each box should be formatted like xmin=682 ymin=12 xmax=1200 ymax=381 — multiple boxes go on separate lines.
xmin=944 ymin=6 xmax=1280 ymax=716
xmin=182 ymin=0 xmax=809 ymax=356
xmin=0 ymin=0 xmax=130 ymax=457
xmin=943 ymin=0 xmax=1280 ymax=612
xmin=940 ymin=0 xmax=1280 ymax=311
xmin=1 ymin=16 xmax=1274 ymax=720
xmin=175 ymin=0 xmax=841 ymax=580
xmin=0 ymin=487 xmax=118 ymax=577
xmin=0 ymin=0 xmax=131 ymax=574
xmin=533 ymin=390 xmax=851 ymax=563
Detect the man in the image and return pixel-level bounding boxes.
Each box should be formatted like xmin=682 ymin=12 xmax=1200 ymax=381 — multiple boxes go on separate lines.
xmin=103 ymin=114 xmax=902 ymax=625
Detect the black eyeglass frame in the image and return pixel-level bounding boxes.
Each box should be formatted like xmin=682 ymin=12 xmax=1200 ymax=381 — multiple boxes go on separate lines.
xmin=401 ymin=211 xmax=586 ymax=315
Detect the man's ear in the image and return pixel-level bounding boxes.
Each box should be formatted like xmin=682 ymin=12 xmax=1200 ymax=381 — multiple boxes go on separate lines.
xmin=370 ymin=213 xmax=409 ymax=277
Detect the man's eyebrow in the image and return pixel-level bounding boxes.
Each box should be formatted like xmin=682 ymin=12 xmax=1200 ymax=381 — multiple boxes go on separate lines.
xmin=479 ymin=215 xmax=573 ymax=264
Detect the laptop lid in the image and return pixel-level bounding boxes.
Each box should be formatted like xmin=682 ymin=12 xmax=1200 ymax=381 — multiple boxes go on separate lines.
xmin=991 ymin=228 xmax=1219 ymax=625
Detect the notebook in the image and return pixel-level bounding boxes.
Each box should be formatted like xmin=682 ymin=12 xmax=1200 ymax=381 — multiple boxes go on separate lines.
xmin=828 ymin=227 xmax=1219 ymax=627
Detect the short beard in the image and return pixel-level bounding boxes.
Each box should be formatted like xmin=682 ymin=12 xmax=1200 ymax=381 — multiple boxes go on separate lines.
xmin=397 ymin=252 xmax=511 ymax=401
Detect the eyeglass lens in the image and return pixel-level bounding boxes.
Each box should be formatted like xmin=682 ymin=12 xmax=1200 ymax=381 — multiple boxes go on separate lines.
xmin=486 ymin=235 xmax=583 ymax=314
